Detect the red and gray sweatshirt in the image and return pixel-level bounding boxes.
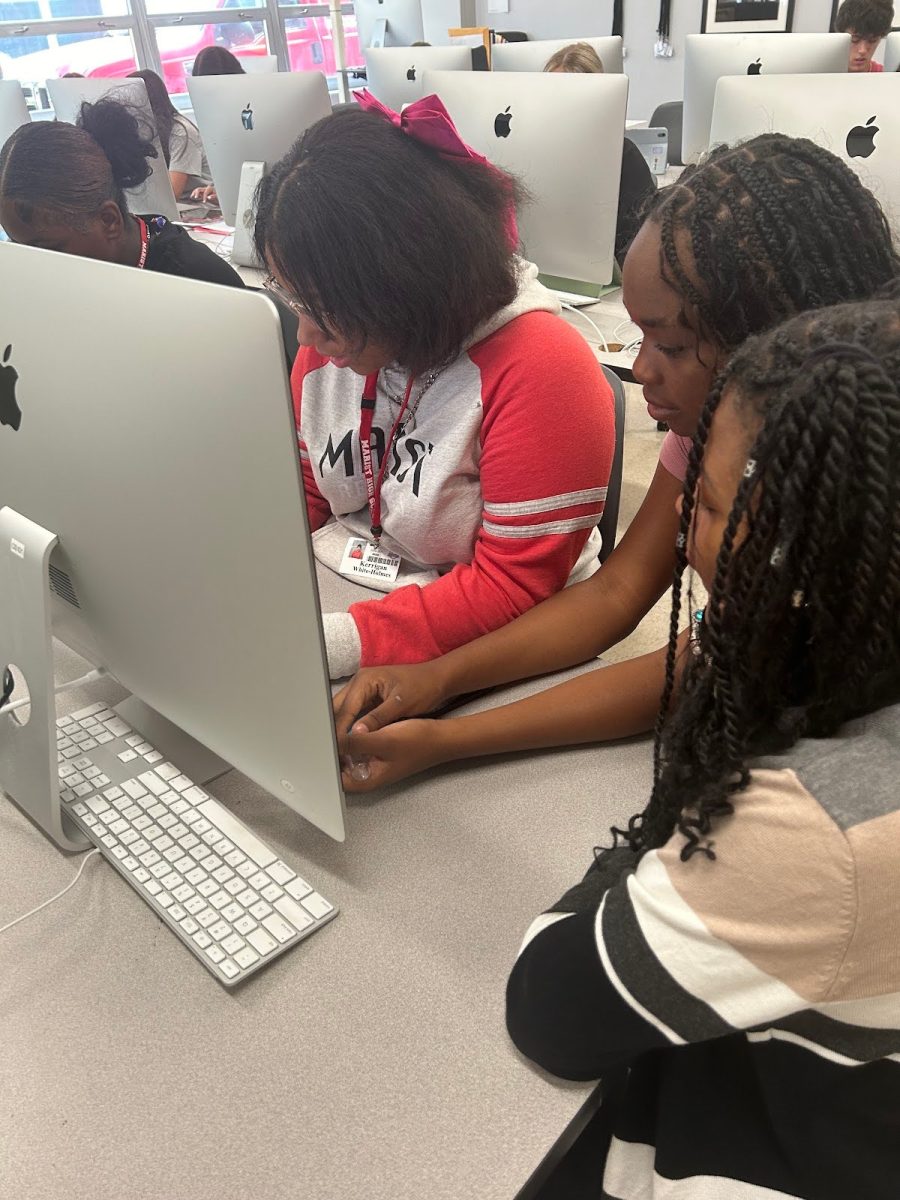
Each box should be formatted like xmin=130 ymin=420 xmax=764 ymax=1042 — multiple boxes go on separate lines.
xmin=293 ymin=261 xmax=615 ymax=676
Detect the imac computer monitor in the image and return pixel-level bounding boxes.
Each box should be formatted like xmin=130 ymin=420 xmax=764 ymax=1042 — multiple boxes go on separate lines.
xmin=682 ymin=32 xmax=850 ymax=163
xmin=491 ymin=36 xmax=624 ymax=75
xmin=425 ymin=69 xmax=628 ymax=295
xmin=354 ymin=0 xmax=424 ymax=49
xmin=710 ymin=73 xmax=900 ymax=226
xmin=0 ymin=80 xmax=30 ymax=153
xmin=187 ymin=72 xmax=331 ymax=226
xmin=0 ymin=242 xmax=346 ymax=846
xmin=242 ymin=54 xmax=279 ymax=74
xmin=45 ymin=77 xmax=180 ymax=222
xmin=363 ymin=46 xmax=472 ymax=111
xmin=884 ymin=32 xmax=900 ymax=73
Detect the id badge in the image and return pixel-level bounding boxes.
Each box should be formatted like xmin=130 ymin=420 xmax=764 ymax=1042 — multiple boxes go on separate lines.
xmin=339 ymin=537 xmax=401 ymax=584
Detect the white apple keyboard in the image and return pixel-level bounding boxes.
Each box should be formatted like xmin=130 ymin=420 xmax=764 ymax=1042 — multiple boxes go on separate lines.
xmin=57 ymin=702 xmax=337 ymax=987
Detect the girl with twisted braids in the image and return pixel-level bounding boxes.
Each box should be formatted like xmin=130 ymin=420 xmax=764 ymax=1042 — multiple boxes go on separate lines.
xmin=507 ymin=297 xmax=900 ymax=1198
xmin=333 ymin=133 xmax=899 ymax=790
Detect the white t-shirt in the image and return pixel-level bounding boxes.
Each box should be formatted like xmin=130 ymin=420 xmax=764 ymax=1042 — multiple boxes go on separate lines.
xmin=168 ymin=115 xmax=210 ymax=194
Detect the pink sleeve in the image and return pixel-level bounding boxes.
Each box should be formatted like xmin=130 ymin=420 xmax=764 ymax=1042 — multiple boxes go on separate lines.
xmin=292 ymin=349 xmax=332 ymax=533
xmin=658 ymin=431 xmax=693 ymax=484
xmin=348 ymin=314 xmax=615 ymax=666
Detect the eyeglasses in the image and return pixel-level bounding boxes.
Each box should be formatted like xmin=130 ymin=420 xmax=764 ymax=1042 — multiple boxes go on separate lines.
xmin=262 ymin=274 xmax=309 ymax=319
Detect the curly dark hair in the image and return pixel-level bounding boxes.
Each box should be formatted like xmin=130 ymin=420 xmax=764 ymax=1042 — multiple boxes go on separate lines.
xmin=254 ymin=106 xmax=523 ymax=377
xmin=834 ymin=0 xmax=893 ymax=38
xmin=617 ymin=298 xmax=900 ymax=861
xmin=642 ymin=133 xmax=899 ymax=359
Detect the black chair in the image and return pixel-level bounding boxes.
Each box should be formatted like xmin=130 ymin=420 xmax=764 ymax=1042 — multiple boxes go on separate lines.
xmin=649 ymin=99 xmax=683 ymax=167
xmin=598 ymin=365 xmax=626 ymax=565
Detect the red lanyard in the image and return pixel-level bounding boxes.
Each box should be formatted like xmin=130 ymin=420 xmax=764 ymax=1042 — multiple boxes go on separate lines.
xmin=359 ymin=371 xmax=414 ymax=542
xmin=136 ymin=217 xmax=150 ymax=270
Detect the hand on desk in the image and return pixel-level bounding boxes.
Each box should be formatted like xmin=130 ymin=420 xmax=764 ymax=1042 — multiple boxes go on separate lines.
xmin=190 ymin=185 xmax=219 ymax=206
xmin=339 ymin=719 xmax=442 ymax=793
xmin=332 ymin=662 xmax=450 ymax=737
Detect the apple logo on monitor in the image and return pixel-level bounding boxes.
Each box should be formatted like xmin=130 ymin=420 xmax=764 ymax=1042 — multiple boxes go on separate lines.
xmin=494 ymin=106 xmax=512 ymax=138
xmin=0 ymin=344 xmax=22 ymax=432
xmin=747 ymin=58 xmax=762 ymax=75
xmin=241 ymin=103 xmax=254 ymax=131
xmin=846 ymin=115 xmax=879 ymax=159
xmin=406 ymin=66 xmax=416 ymax=81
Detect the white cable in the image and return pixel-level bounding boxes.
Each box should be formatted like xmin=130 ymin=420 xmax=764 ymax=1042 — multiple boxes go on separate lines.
xmin=0 ymin=848 xmax=100 ymax=936
xmin=560 ymin=302 xmax=610 ymax=352
xmin=1 ymin=666 xmax=109 ymax=719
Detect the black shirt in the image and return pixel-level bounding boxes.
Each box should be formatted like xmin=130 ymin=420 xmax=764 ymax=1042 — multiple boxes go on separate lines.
xmin=616 ymin=139 xmax=657 ymax=265
xmin=140 ymin=215 xmax=244 ymax=289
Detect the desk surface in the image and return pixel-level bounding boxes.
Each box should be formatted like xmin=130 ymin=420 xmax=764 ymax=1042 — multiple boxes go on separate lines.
xmin=1 ymin=566 xmax=652 ymax=1200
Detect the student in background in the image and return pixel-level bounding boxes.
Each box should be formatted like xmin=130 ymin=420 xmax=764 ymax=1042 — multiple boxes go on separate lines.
xmin=128 ymin=68 xmax=211 ymax=200
xmin=191 ymin=45 xmax=246 ymax=76
xmin=544 ymin=41 xmax=656 ymax=265
xmin=506 ymin=296 xmax=900 ymax=1198
xmin=0 ymin=98 xmax=242 ymax=288
xmin=834 ymin=0 xmax=892 ymax=70
xmin=332 ymin=134 xmax=899 ymax=789
xmin=254 ymin=97 xmax=616 ymax=679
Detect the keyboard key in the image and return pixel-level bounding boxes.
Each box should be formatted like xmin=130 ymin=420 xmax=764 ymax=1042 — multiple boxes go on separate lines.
xmin=301 ymin=892 xmax=334 ymax=921
xmin=180 ymin=916 xmax=199 ymax=936
xmin=192 ymin=930 xmax=212 ymax=949
xmin=80 ymin=738 xmax=98 ymax=751
xmin=83 ymin=766 xmax=102 ymax=780
xmin=104 ymin=786 xmax=125 ymax=802
xmin=125 ymin=734 xmax=143 ymax=747
xmin=60 ymin=789 xmax=76 ymax=803
xmin=82 ymin=813 xmax=98 ymax=827
xmin=71 ymin=733 xmax=90 ymax=745
xmin=189 ymin=845 xmax=208 ymax=863
xmin=122 ymin=856 xmax=140 ymax=872
xmin=59 ymin=763 xmax=77 ymax=779
xmin=275 ymin=894 xmax=320 ymax=930
xmin=180 ymin=832 xmax=200 ymax=851
xmin=123 ymin=805 xmax=143 ymax=822
xmin=192 ymin=818 xmax=212 ymax=836
xmin=174 ymin=856 xmax=194 ymax=875
xmin=213 ymin=839 xmax=234 ymax=857
xmin=234 ymin=947 xmax=259 ymax=970
xmin=143 ymin=825 xmax=162 ymax=842
xmin=134 ymin=742 xmax=153 ymax=755
xmin=121 ymin=830 xmax=140 ymax=847
xmin=209 ymin=921 xmax=230 ymax=942
xmin=95 ymin=774 xmax=111 ymax=787
xmin=262 ymin=913 xmax=299 ymax=943
xmin=72 ymin=802 xmax=88 ymax=816
xmin=57 ymin=737 xmax=73 ymax=750
xmin=183 ymin=810 xmax=204 ymax=828
xmin=144 ymin=750 xmax=163 ymax=764
xmin=140 ymin=850 xmax=161 ymax=867
xmin=247 ymin=928 xmax=278 ymax=957
xmin=170 ymin=775 xmax=192 ymax=793
xmin=133 ymin=867 xmax=150 ymax=884
xmin=234 ymin=914 xmax=257 ymax=936
xmin=285 ymin=877 xmax=313 ymax=901
xmin=185 ymin=896 xmax=206 ymax=916
xmin=103 ymin=717 xmax=130 ymax=736
xmin=170 ymin=799 xmax=190 ymax=817
xmin=197 ymin=799 xmax=277 ymax=868
xmin=145 ymin=879 xmax=162 ymax=896
xmin=73 ymin=782 xmax=94 ymax=798
xmin=95 ymin=732 xmax=114 ymax=745
xmin=173 ymin=883 xmax=194 ymax=904
xmin=151 ymin=862 xmax=171 ymax=880
xmin=225 ymin=849 xmax=245 ymax=868
xmin=267 ymin=860 xmax=296 ymax=886
xmin=139 ymin=771 xmax=168 ymax=797
xmin=62 ymin=745 xmax=82 ymax=759
xmin=237 ymin=889 xmax=259 ymax=909
xmin=133 ymin=815 xmax=152 ymax=832
xmin=221 ymin=933 xmax=245 ymax=956
xmin=221 ymin=902 xmax=243 ymax=924
xmin=197 ymin=879 xmax=218 ymax=898
xmin=249 ymin=871 xmax=270 ymax=891
xmin=131 ymin=840 xmax=151 ymax=859
xmin=109 ymin=818 xmax=129 ymax=836
xmin=237 ymin=862 xmax=256 ymax=879
xmin=186 ymin=867 xmax=207 ymax=886
xmin=118 ymin=750 xmax=138 ymax=763
xmin=197 ymin=908 xmax=218 ymax=929
xmin=86 ymin=797 xmax=108 ymax=815
xmin=164 ymin=847 xmax=183 ymax=865
xmin=225 ymin=878 xmax=246 ymax=897
xmin=205 ymin=945 xmax=225 ymax=964
xmin=101 ymin=835 xmax=117 ymax=850
xmin=121 ymin=779 xmax=147 ymax=801
xmin=261 ymin=883 xmax=283 ymax=904
xmin=249 ymin=900 xmax=272 ymax=921
xmin=153 ymin=835 xmax=175 ymax=854
xmin=156 ymin=762 xmax=180 ymax=781
xmin=169 ymin=823 xmax=189 ymax=842
xmin=220 ymin=959 xmax=240 ymax=980
xmin=201 ymin=830 xmax=221 ymax=848
xmin=212 ymin=865 xmax=233 ymax=884
xmin=148 ymin=803 xmax=166 ymax=820
xmin=68 ymin=773 xmax=86 ymax=787
xmin=157 ymin=892 xmax=174 ymax=909
xmin=209 ymin=890 xmax=231 ymax=911
xmin=161 ymin=871 xmax=182 ymax=890
xmin=184 ymin=786 xmax=208 ymax=804
xmin=111 ymin=845 xmax=128 ymax=861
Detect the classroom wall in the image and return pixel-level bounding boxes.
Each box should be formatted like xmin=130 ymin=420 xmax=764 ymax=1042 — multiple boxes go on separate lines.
xmin=468 ymin=0 xmax=845 ymax=118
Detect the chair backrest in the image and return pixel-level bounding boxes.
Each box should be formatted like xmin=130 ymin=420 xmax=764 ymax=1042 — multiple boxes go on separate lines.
xmin=598 ymin=364 xmax=626 ymax=565
xmin=649 ymin=100 xmax=683 ymax=166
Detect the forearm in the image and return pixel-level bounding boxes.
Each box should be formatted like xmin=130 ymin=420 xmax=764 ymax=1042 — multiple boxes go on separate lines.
xmin=432 ymin=643 xmax=669 ymax=762
xmin=430 ymin=572 xmax=652 ymax=703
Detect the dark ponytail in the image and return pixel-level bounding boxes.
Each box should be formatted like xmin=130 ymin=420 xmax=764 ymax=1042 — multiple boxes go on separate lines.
xmin=0 ymin=97 xmax=156 ymax=228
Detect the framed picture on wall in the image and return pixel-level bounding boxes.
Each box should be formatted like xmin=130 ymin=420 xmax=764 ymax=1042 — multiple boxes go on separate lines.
xmin=701 ymin=0 xmax=795 ymax=34
xmin=829 ymin=0 xmax=900 ymax=28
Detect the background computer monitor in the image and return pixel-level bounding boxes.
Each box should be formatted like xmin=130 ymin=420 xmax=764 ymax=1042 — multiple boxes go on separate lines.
xmin=884 ymin=32 xmax=900 ymax=73
xmin=491 ymin=36 xmax=624 ymax=74
xmin=45 ymin=77 xmax=180 ymax=222
xmin=0 ymin=242 xmax=346 ymax=845
xmin=242 ymin=55 xmax=279 ymax=74
xmin=187 ymin=72 xmax=331 ymax=225
xmin=682 ymin=32 xmax=851 ymax=163
xmin=363 ymin=46 xmax=472 ymax=110
xmin=354 ymin=0 xmax=424 ymax=48
xmin=425 ymin=69 xmax=628 ymax=293
xmin=0 ymin=80 xmax=30 ymax=154
xmin=710 ymin=73 xmax=900 ymax=225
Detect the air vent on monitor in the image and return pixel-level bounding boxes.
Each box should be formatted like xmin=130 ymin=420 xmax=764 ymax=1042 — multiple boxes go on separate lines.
xmin=49 ymin=563 xmax=81 ymax=609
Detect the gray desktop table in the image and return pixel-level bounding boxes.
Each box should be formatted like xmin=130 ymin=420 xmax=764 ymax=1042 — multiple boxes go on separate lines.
xmin=1 ymin=566 xmax=653 ymax=1200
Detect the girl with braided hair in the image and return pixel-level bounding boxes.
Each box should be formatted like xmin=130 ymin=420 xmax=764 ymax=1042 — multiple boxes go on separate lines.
xmin=333 ymin=133 xmax=899 ymax=790
xmin=507 ymin=297 xmax=900 ymax=1198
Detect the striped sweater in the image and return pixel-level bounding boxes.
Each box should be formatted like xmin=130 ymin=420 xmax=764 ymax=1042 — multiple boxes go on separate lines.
xmin=292 ymin=260 xmax=614 ymax=675
xmin=507 ymin=704 xmax=900 ymax=1199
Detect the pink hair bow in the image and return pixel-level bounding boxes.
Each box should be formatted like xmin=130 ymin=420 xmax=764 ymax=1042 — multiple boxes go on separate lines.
xmin=354 ymin=89 xmax=518 ymax=249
